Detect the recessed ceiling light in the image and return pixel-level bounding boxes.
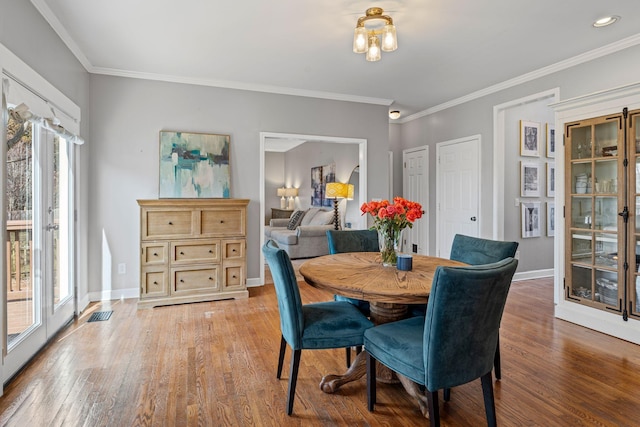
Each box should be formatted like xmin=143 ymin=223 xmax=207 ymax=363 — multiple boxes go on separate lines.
xmin=593 ymin=15 xmax=620 ymax=28
xmin=389 ymin=110 xmax=401 ymax=120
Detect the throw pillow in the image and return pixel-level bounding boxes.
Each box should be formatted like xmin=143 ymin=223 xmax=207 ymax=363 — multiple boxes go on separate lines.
xmin=309 ymin=209 xmax=335 ymax=226
xmin=300 ymin=208 xmax=320 ymax=226
xmin=287 ymin=210 xmax=306 ymax=230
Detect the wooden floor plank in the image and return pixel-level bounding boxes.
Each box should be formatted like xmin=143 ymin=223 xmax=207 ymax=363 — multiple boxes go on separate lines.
xmin=0 ymin=276 xmax=639 ymax=426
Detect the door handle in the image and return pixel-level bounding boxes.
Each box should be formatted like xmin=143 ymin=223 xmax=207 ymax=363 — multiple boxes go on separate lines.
xmin=46 ymin=224 xmax=59 ymax=231
xmin=470 ymin=216 xmax=477 ymax=222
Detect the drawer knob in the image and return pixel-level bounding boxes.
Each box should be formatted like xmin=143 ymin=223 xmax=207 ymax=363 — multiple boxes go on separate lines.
xmin=180 ymin=251 xmax=184 ymax=255
xmin=209 ymin=277 xmax=213 ymax=280
xmin=168 ymin=221 xmax=173 ymax=225
xmin=180 ymin=279 xmax=184 ymax=283
xmin=220 ymin=220 xmax=224 ymax=223
xmin=153 ymin=252 xmax=158 ymax=256
xmin=153 ymin=281 xmax=158 ymax=285
xmin=232 ymin=275 xmax=237 ymax=279
xmin=209 ymin=250 xmax=213 ymax=253
xmin=232 ymin=249 xmax=237 ymax=252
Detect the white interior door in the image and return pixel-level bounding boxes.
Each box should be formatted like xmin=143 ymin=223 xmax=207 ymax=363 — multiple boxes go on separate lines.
xmin=403 ymin=147 xmax=429 ymax=254
xmin=436 ymin=135 xmax=481 ymax=258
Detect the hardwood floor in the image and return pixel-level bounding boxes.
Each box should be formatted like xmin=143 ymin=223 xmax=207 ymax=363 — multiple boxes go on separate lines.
xmin=1 ymin=275 xmax=639 ymax=426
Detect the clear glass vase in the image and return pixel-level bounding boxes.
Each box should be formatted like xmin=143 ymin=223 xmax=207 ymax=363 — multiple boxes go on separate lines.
xmin=378 ymin=228 xmax=401 ymax=267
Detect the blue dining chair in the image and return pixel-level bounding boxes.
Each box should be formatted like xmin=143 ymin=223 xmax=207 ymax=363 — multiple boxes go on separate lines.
xmin=449 ymin=234 xmax=518 ymax=382
xmin=262 ymin=239 xmax=374 ymax=415
xmin=326 ymin=229 xmax=378 ymax=367
xmin=364 ymin=257 xmax=518 ymax=427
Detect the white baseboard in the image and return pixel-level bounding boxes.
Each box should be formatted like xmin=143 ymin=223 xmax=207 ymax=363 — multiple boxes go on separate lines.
xmin=247 ymin=277 xmax=262 ymax=287
xmin=88 ymin=287 xmax=140 ymax=302
xmin=513 ymin=268 xmax=553 ymax=281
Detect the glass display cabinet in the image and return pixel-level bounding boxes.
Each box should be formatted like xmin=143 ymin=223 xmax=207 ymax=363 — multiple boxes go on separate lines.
xmin=565 ymin=109 xmax=640 ymax=320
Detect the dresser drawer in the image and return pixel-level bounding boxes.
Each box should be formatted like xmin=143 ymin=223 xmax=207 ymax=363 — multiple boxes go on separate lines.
xmin=144 ymin=210 xmax=194 ymax=239
xmin=171 ymin=240 xmax=220 ymax=264
xmin=222 ymin=260 xmax=246 ymax=291
xmin=223 ymin=239 xmax=245 ymax=260
xmin=201 ymin=208 xmax=245 ymax=236
xmin=171 ymin=266 xmax=220 ymax=294
xmin=141 ymin=243 xmax=168 ymax=265
xmin=141 ymin=267 xmax=169 ymax=298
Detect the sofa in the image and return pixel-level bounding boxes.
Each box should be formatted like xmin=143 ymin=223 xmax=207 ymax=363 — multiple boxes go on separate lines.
xmin=264 ymin=207 xmax=335 ymax=259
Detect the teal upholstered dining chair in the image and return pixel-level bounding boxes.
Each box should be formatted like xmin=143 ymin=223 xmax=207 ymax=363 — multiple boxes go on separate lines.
xmin=326 ymin=229 xmax=378 ymax=367
xmin=262 ymin=239 xmax=374 ymax=415
xmin=449 ymin=234 xmax=518 ymax=381
xmin=364 ymin=257 xmax=518 ymax=427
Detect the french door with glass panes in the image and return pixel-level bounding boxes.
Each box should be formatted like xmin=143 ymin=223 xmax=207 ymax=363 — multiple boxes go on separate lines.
xmin=3 ymin=117 xmax=75 ymax=382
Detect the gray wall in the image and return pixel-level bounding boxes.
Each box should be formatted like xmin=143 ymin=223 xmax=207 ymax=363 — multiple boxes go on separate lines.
xmin=397 ymin=43 xmax=640 ymax=271
xmin=1 ymin=0 xmax=91 ymax=301
xmin=89 ymin=75 xmax=389 ymax=294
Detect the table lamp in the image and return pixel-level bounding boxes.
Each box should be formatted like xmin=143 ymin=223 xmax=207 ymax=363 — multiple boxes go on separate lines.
xmin=325 ymin=182 xmax=353 ymax=230
xmin=285 ymin=187 xmax=298 ymax=210
xmin=277 ymin=187 xmax=286 ymax=209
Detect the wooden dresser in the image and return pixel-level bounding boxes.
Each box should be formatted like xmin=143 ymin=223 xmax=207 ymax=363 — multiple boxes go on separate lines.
xmin=137 ymin=199 xmax=249 ymax=308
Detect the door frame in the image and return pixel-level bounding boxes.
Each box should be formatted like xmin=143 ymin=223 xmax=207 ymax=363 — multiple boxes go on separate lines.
xmin=259 ymin=132 xmax=367 ymax=286
xmin=435 ymin=135 xmax=482 ymax=257
xmin=402 ymin=145 xmax=429 ymax=255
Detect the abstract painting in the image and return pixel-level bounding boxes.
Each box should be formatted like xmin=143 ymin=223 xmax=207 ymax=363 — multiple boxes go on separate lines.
xmin=159 ymin=131 xmax=230 ymax=198
xmin=310 ymin=163 xmax=336 ymax=207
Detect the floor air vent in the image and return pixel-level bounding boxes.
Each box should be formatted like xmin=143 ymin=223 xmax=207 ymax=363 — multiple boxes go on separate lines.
xmin=87 ymin=311 xmax=113 ymax=322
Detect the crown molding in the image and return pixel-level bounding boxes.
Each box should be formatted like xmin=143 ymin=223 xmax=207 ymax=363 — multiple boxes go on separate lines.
xmin=401 ymin=32 xmax=640 ymax=123
xmin=91 ymin=67 xmax=394 ymax=106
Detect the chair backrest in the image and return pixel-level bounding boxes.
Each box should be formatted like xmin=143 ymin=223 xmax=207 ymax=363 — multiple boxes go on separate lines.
xmin=423 ymin=257 xmax=518 ymax=391
xmin=262 ymin=239 xmax=304 ymax=349
xmin=449 ymin=234 xmax=518 ymax=265
xmin=326 ymin=229 xmax=379 ymax=254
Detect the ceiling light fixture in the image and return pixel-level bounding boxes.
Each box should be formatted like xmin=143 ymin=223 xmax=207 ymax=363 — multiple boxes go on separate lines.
xmin=593 ymin=15 xmax=620 ymax=27
xmin=353 ymin=7 xmax=398 ymax=62
xmin=389 ymin=110 xmax=401 ymax=120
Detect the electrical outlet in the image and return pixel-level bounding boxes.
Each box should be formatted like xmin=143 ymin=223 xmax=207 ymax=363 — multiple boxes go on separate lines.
xmin=515 ymin=251 xmax=520 ymax=260
xmin=118 ymin=263 xmax=126 ymax=275
xmin=514 ymin=198 xmax=520 ymax=207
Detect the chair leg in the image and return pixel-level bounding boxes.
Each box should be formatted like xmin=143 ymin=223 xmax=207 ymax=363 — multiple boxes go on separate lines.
xmin=443 ymin=388 xmax=451 ymax=402
xmin=355 ymin=345 xmax=362 ymax=355
xmin=427 ymin=390 xmax=440 ymax=427
xmin=366 ymin=352 xmax=376 ymax=412
xmin=286 ymin=349 xmax=302 ymax=416
xmin=481 ymin=371 xmax=497 ymax=427
xmin=494 ymin=334 xmax=501 ymax=380
xmin=346 ymin=347 xmax=351 ymax=368
xmin=277 ymin=335 xmax=287 ymax=379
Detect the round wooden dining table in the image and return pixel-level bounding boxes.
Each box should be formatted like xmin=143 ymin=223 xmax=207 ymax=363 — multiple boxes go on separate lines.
xmin=299 ymin=251 xmax=466 ymax=399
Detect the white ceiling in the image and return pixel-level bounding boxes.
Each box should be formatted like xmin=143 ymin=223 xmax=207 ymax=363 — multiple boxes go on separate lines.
xmin=32 ymin=0 xmax=640 ymax=120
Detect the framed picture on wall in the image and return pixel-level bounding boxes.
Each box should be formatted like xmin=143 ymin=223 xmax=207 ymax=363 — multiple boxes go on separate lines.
xmin=547 ymin=202 xmax=555 ymax=237
xmin=521 ymin=161 xmax=541 ymax=197
xmin=322 ymin=163 xmax=336 ymax=207
xmin=311 ymin=166 xmax=323 ymax=207
xmin=520 ymin=120 xmax=540 ymax=157
xmin=546 ymin=123 xmax=555 ymax=158
xmin=521 ymin=201 xmax=541 ymax=238
xmin=547 ymin=162 xmax=555 ymax=197
xmin=158 ymin=131 xmax=230 ymax=198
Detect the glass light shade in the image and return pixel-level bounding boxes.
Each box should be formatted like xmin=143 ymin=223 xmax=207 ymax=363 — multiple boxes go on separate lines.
xmin=381 ymin=24 xmax=397 ymax=51
xmin=366 ymin=35 xmax=381 ymax=62
xmin=353 ymin=27 xmax=368 ymax=53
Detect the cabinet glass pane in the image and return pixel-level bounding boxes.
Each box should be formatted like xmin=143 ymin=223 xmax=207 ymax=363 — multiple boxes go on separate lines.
xmin=593 ymin=197 xmax=617 ymax=231
xmin=571 ymin=232 xmax=592 ymax=263
xmin=571 ymin=265 xmax=592 ymax=298
xmin=594 ymin=234 xmax=617 ymax=268
xmin=571 ymin=162 xmax=591 ymax=194
xmin=570 ymin=125 xmax=591 ymax=160
xmin=595 ymin=269 xmax=618 ymax=306
xmin=594 ymin=121 xmax=618 ymax=157
xmin=593 ymin=159 xmax=617 ymax=194
xmin=571 ymin=197 xmax=592 ymax=229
